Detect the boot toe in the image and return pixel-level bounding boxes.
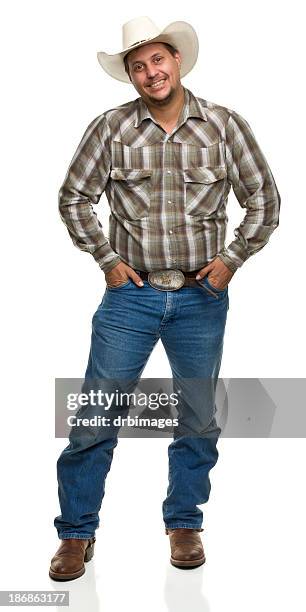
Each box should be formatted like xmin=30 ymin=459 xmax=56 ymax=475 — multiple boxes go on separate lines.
xmin=49 ymin=538 xmax=94 ymax=581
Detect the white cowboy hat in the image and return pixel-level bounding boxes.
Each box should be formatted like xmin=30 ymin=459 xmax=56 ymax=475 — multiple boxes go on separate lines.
xmin=97 ymin=16 xmax=199 ymax=83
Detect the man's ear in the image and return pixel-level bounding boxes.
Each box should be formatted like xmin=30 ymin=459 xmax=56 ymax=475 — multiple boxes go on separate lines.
xmin=174 ymin=51 xmax=182 ymax=70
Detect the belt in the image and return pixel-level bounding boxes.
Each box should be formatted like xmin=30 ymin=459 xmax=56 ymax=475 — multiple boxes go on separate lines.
xmin=135 ymin=268 xmax=202 ymax=291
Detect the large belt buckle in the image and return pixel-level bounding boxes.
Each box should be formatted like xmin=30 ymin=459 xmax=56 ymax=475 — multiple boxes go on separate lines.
xmin=147 ymin=269 xmax=185 ymax=291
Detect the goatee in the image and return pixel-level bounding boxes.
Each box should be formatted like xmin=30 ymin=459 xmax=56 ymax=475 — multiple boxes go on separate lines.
xmin=147 ymin=87 xmax=175 ymax=107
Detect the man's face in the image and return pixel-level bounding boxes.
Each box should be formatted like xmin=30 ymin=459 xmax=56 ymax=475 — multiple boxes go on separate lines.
xmin=125 ymin=42 xmax=182 ymax=106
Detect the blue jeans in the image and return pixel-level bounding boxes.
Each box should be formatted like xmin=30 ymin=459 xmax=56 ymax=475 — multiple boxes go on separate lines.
xmin=54 ymin=274 xmax=229 ymax=539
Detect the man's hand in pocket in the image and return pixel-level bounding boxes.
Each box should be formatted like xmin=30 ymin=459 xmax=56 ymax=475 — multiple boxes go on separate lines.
xmin=105 ymin=261 xmax=144 ymax=288
xmin=196 ymin=256 xmax=234 ymax=290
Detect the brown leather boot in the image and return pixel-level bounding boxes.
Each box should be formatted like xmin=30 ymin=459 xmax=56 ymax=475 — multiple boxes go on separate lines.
xmin=166 ymin=528 xmax=205 ymax=568
xmin=49 ymin=537 xmax=96 ymax=581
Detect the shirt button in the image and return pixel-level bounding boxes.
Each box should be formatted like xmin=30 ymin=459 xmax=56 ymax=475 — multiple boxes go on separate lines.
xmin=167 ymin=170 xmax=171 ymax=174
xmin=169 ymin=229 xmax=173 ymax=234
xmin=168 ymin=200 xmax=172 ymax=204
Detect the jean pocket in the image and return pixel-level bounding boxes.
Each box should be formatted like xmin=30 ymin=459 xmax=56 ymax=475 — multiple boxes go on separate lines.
xmin=198 ymin=276 xmax=228 ymax=299
xmin=106 ymin=278 xmax=132 ymax=290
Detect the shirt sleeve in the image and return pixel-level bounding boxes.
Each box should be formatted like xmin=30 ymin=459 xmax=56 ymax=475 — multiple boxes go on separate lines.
xmin=217 ymin=111 xmax=281 ymax=273
xmin=58 ymin=113 xmax=121 ymax=273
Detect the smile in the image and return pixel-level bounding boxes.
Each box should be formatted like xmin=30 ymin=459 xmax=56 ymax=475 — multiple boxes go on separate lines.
xmin=148 ymin=79 xmax=166 ymax=89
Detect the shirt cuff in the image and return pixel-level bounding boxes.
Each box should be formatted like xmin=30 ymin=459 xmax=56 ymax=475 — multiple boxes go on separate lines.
xmin=92 ymin=244 xmax=121 ymax=273
xmin=99 ymin=256 xmax=122 ymax=273
xmin=216 ymin=253 xmax=238 ymax=273
xmin=217 ymin=243 xmax=249 ymax=273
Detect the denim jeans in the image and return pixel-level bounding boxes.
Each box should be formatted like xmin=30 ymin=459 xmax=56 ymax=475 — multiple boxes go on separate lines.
xmin=54 ymin=273 xmax=229 ymax=539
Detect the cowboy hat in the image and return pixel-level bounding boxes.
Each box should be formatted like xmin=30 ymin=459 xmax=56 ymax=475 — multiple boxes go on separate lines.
xmin=97 ymin=16 xmax=199 ymax=83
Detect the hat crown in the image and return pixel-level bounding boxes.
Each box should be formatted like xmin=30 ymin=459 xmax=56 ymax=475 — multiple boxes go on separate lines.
xmin=122 ymin=16 xmax=161 ymax=50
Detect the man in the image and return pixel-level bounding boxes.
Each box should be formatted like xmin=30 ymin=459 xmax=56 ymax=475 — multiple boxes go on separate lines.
xmin=50 ymin=16 xmax=280 ymax=580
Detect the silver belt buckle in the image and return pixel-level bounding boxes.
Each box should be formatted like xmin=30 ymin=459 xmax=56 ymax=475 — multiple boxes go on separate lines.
xmin=147 ymin=269 xmax=185 ymax=291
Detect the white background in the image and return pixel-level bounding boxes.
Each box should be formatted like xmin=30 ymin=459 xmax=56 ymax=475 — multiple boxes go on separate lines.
xmin=1 ymin=1 xmax=306 ymax=611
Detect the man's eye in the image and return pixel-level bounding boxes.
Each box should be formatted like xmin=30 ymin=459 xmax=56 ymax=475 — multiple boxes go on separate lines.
xmin=155 ymin=57 xmax=162 ymax=62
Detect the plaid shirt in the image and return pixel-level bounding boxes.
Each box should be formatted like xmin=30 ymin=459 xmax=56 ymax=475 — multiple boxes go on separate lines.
xmin=58 ymin=86 xmax=280 ymax=274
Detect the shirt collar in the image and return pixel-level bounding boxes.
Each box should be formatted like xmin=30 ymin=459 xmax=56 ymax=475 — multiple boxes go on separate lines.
xmin=134 ymin=86 xmax=207 ymax=128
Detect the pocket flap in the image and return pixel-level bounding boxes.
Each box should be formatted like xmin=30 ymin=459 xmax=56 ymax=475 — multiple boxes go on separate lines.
xmin=183 ymin=166 xmax=226 ymax=184
xmin=110 ymin=168 xmax=152 ymax=181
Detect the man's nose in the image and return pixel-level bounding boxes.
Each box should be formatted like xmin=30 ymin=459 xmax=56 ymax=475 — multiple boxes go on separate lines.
xmin=146 ymin=64 xmax=159 ymax=79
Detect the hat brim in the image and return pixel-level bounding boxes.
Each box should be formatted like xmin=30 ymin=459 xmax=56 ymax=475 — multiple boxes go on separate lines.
xmin=97 ymin=21 xmax=199 ymax=83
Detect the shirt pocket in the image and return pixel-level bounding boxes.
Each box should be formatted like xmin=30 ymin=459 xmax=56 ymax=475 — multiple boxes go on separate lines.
xmin=110 ymin=168 xmax=152 ymax=220
xmin=183 ymin=165 xmax=227 ymax=216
